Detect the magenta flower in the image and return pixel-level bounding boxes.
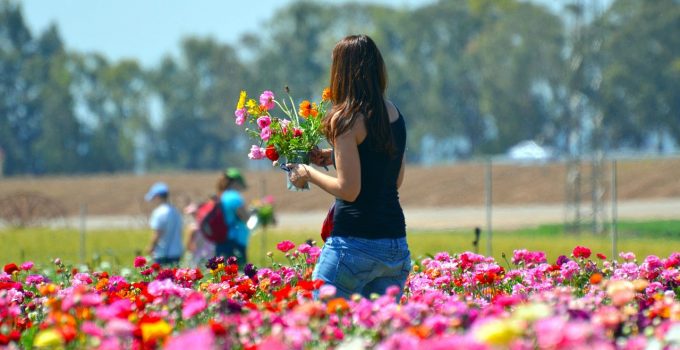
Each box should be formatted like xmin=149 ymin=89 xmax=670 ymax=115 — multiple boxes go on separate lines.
xmin=259 ymin=90 xmax=275 ymax=110
xmin=248 ymin=145 xmax=265 ymax=160
xmin=276 ymin=240 xmax=296 ymax=253
xmin=619 ymin=251 xmax=636 ymax=261
xmin=134 ymin=256 xmax=147 ymax=268
xmin=20 ymin=261 xmax=34 ymax=271
xmin=260 ymin=126 xmax=272 ymax=141
xmin=257 ymin=116 xmax=271 ymax=129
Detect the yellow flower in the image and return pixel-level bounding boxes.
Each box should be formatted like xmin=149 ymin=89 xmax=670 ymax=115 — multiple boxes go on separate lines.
xmin=237 ymin=90 xmax=247 ymax=109
xmin=474 ymin=319 xmax=522 ymax=345
xmin=141 ymin=320 xmax=172 ymax=343
xmin=246 ymin=99 xmax=260 ymax=115
xmin=513 ymin=303 xmax=551 ymax=322
xmin=34 ymin=328 xmax=64 ymax=348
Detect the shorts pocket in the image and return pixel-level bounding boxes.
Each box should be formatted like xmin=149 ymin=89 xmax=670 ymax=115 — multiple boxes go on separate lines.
xmin=335 ymin=250 xmax=377 ymax=293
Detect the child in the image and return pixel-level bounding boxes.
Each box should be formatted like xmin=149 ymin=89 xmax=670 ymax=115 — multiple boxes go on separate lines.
xmin=184 ymin=203 xmax=215 ymax=267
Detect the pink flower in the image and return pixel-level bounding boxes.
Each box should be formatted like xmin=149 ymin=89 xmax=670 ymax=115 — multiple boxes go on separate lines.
xmin=276 ymin=240 xmax=296 ymax=253
xmin=259 ymin=90 xmax=275 ymax=110
xmin=134 ymin=256 xmax=147 ymax=268
xmin=182 ymin=292 xmax=207 ymax=319
xmin=166 ymin=328 xmax=215 ymax=350
xmin=572 ymin=246 xmax=591 ymax=259
xmin=26 ymin=275 xmax=45 ymax=285
xmin=297 ymin=244 xmax=311 ymax=254
xmin=257 ymin=116 xmax=271 ymax=129
xmin=82 ymin=321 xmax=104 ymax=338
xmin=619 ymin=251 xmax=636 ymax=261
xmin=260 ymin=126 xmax=272 ymax=141
xmin=248 ymin=145 xmax=265 ymax=160
xmin=234 ymin=108 xmax=247 ymax=125
xmin=20 ymin=261 xmax=34 ymax=271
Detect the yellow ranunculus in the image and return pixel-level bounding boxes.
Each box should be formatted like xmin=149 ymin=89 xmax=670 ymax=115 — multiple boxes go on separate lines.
xmin=474 ymin=319 xmax=522 ymax=345
xmin=513 ymin=303 xmax=551 ymax=322
xmin=237 ymin=90 xmax=247 ymax=109
xmin=34 ymin=328 xmax=64 ymax=348
xmin=141 ymin=320 xmax=172 ymax=342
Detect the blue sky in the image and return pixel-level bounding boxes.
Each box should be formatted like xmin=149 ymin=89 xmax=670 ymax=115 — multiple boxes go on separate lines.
xmin=21 ymin=0 xmax=434 ymax=67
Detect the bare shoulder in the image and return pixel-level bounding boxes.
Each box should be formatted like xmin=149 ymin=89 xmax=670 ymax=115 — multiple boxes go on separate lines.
xmin=385 ymin=100 xmax=400 ymax=123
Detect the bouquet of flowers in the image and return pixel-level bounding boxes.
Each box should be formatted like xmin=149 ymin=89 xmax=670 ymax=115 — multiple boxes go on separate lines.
xmin=247 ymin=195 xmax=276 ymax=230
xmin=233 ymin=87 xmax=331 ymax=190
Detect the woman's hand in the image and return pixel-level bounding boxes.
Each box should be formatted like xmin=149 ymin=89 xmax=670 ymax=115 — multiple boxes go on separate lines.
xmin=309 ymin=147 xmax=333 ymax=167
xmin=286 ymin=163 xmax=311 ymax=188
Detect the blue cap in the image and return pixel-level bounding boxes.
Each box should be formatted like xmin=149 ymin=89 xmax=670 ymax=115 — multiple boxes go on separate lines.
xmin=145 ymin=182 xmax=169 ymax=202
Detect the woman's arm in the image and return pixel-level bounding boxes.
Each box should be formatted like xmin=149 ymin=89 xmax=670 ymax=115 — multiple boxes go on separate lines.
xmin=288 ymin=123 xmax=363 ymax=201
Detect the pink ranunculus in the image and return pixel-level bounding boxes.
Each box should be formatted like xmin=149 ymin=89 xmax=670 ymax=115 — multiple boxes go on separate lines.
xmin=260 ymin=126 xmax=272 ymax=141
xmin=20 ymin=261 xmax=34 ymax=271
xmin=182 ymin=292 xmax=207 ymax=319
xmin=259 ymin=90 xmax=275 ymax=110
xmin=26 ymin=274 xmax=45 ymax=285
xmin=82 ymin=321 xmax=104 ymax=338
xmin=234 ymin=107 xmax=248 ymax=125
xmin=248 ymin=145 xmax=265 ymax=160
xmin=165 ymin=327 xmax=215 ymax=350
xmin=134 ymin=256 xmax=147 ymax=268
xmin=257 ymin=116 xmax=271 ymax=129
xmin=619 ymin=251 xmax=636 ymax=261
xmin=276 ymin=240 xmax=296 ymax=253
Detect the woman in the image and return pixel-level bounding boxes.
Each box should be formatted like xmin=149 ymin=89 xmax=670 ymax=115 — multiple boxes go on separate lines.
xmin=287 ymin=34 xmax=410 ymax=299
xmin=216 ymin=168 xmax=250 ymax=268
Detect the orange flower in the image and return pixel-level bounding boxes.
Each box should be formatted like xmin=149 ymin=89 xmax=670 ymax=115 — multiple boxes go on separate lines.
xmin=326 ymin=297 xmax=349 ymax=313
xmin=299 ymin=100 xmax=318 ymax=118
xmin=322 ymin=87 xmax=331 ymax=101
xmin=589 ymin=272 xmax=603 ymax=285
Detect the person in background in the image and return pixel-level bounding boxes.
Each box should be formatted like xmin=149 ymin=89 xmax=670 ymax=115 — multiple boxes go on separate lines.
xmin=215 ymin=168 xmax=250 ymax=268
xmin=145 ymin=182 xmax=184 ymax=266
xmin=287 ymin=34 xmax=410 ymax=300
xmin=184 ymin=203 xmax=215 ymax=267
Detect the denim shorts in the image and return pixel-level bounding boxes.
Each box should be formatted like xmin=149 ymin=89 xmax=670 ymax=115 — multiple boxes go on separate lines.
xmin=312 ymin=235 xmax=411 ymax=300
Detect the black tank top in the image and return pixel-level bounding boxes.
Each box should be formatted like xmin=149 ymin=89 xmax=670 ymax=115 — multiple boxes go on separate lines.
xmin=331 ymin=110 xmax=407 ymax=238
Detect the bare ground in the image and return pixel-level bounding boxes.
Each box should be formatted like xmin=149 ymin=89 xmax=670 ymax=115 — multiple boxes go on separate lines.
xmin=1 ymin=157 xmax=679 ymax=229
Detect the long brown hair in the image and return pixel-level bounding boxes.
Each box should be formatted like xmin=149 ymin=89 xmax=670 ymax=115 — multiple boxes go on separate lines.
xmin=322 ymin=34 xmax=396 ymax=156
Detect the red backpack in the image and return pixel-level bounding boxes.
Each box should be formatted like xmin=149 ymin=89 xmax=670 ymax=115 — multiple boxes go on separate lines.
xmin=195 ymin=199 xmax=229 ymax=243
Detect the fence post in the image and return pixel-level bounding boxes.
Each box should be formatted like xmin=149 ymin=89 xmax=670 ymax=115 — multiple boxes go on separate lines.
xmin=610 ymin=160 xmax=618 ymax=259
xmin=80 ymin=203 xmax=87 ymax=264
xmin=261 ymin=176 xmax=267 ymax=266
xmin=485 ymin=159 xmax=493 ymax=257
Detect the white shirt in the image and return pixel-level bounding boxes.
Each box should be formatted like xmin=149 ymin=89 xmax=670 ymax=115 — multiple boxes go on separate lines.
xmin=149 ymin=203 xmax=183 ymax=259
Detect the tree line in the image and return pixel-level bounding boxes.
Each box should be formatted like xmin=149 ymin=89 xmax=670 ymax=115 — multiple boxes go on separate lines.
xmin=1 ymin=0 xmax=678 ymax=176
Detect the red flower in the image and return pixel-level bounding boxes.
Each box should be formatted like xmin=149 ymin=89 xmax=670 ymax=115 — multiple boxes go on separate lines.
xmin=276 ymin=240 xmax=296 ymax=253
xmin=265 ymin=145 xmax=279 ymax=161
xmin=293 ymin=128 xmax=303 ymax=138
xmin=134 ymin=256 xmax=147 ymax=268
xmin=3 ymin=263 xmax=18 ymax=275
xmin=572 ymin=246 xmax=592 ymax=259
xmin=596 ymin=253 xmax=607 ymax=260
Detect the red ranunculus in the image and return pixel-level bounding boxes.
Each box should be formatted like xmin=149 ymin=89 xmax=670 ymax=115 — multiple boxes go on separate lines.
xmin=572 ymin=246 xmax=592 ymax=259
xmin=3 ymin=263 xmax=19 ymax=275
xmin=265 ymin=145 xmax=279 ymax=161
xmin=596 ymin=253 xmax=607 ymax=260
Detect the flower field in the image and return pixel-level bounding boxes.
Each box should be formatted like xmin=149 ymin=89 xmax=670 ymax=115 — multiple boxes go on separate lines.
xmin=1 ymin=242 xmax=680 ymax=349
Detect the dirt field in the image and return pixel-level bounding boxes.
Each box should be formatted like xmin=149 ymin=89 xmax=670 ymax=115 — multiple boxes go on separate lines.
xmin=1 ymin=157 xmax=679 ymax=221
